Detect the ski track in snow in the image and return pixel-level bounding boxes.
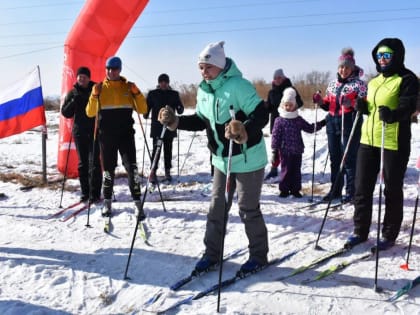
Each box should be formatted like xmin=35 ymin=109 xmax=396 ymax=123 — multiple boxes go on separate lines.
xmin=0 ymin=110 xmax=419 ymax=314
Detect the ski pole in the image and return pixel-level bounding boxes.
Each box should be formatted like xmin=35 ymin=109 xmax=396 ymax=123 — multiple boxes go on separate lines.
xmin=320 ymin=151 xmax=329 ymax=183
xmin=217 ymin=105 xmax=235 ymax=313
xmin=374 ymin=121 xmax=386 ymax=293
xmin=400 ymin=156 xmax=420 ymax=270
xmin=314 ymin=111 xmax=361 ymax=250
xmin=124 ymin=125 xmax=167 ymax=280
xmin=85 ymin=99 xmax=100 ymax=228
xmin=136 ymin=112 xmax=166 ymax=212
xmin=141 ymin=118 xmax=148 ymax=182
xmin=340 ymin=101 xmax=345 ymax=201
xmin=58 ymin=119 xmax=75 ymax=208
xmin=177 ymin=129 xmax=180 ymax=181
xmin=309 ymin=96 xmax=319 ymax=203
xmin=179 ymin=131 xmax=197 ymax=175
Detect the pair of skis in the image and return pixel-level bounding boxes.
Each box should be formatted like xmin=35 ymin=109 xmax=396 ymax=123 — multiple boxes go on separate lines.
xmin=142 ymin=247 xmax=300 ymax=313
xmin=48 ymin=200 xmax=91 ymax=222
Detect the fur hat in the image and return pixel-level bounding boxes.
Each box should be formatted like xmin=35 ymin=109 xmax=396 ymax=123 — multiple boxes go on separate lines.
xmin=280 ymin=87 xmax=297 ymax=107
xmin=273 ymin=68 xmax=285 ymax=79
xmin=76 ymin=66 xmax=91 ymax=78
xmin=338 ymin=48 xmax=356 ymax=69
xmin=198 ymin=41 xmax=226 ymax=69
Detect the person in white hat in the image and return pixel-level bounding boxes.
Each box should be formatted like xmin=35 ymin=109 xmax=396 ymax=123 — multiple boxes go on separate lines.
xmin=265 ymin=68 xmax=304 ymax=180
xmin=271 ymin=87 xmax=326 ymax=198
xmin=158 ymin=41 xmax=270 ymax=275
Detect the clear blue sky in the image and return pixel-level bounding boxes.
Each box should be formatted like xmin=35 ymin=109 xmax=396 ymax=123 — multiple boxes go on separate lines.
xmin=0 ymin=0 xmax=419 ymax=97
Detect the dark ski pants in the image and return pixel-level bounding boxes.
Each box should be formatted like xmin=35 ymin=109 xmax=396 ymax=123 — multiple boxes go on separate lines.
xmin=326 ymin=112 xmax=361 ymax=197
xmin=74 ymin=133 xmax=102 ymax=199
xmin=278 ymin=152 xmax=302 ymax=193
xmin=353 ymin=144 xmax=409 ymax=241
xmin=204 ymin=167 xmax=269 ymax=264
xmin=151 ymin=136 xmax=174 ymax=171
xmin=99 ymin=130 xmax=141 ymax=200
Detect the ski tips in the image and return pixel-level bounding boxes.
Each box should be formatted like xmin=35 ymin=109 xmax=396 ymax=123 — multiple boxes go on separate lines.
xmin=400 ymin=263 xmax=409 ymax=270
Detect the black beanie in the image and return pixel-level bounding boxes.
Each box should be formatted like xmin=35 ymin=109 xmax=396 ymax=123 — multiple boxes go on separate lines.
xmin=158 ymin=73 xmax=169 ymax=83
xmin=77 ymin=66 xmax=91 ymax=78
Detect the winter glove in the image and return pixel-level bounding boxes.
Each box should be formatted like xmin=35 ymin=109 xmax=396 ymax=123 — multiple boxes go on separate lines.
xmin=176 ymin=105 xmax=184 ymax=115
xmin=271 ymin=150 xmax=279 ymax=165
xmin=92 ymin=83 xmax=102 ymax=97
xmin=225 ymin=120 xmax=248 ymax=144
xmin=128 ymin=82 xmax=140 ymax=95
xmin=317 ymin=119 xmax=326 ymax=128
xmin=355 ymin=98 xmax=369 ymax=115
xmin=378 ymin=106 xmax=396 ymax=123
xmin=158 ymin=105 xmax=179 ymax=131
xmin=312 ymin=91 xmax=322 ymax=105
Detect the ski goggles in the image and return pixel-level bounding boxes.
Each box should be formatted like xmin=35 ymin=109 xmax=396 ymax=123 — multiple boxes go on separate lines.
xmin=376 ymin=52 xmax=393 ymax=60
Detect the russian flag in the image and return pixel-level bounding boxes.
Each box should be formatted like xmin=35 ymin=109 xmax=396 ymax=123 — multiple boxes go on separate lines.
xmin=0 ymin=67 xmax=46 ymax=139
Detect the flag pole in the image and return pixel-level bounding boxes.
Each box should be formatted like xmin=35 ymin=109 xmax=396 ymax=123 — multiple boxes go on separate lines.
xmin=37 ymin=65 xmax=48 ymax=184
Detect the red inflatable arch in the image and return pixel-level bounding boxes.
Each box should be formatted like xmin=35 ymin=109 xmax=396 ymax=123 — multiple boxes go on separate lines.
xmin=58 ymin=0 xmax=149 ymax=177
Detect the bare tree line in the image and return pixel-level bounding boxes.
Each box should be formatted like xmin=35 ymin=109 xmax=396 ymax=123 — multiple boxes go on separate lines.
xmin=44 ymin=70 xmax=397 ymax=111
xmin=174 ymin=70 xmax=334 ymax=109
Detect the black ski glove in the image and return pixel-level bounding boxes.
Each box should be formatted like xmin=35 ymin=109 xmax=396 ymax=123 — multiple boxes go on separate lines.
xmin=176 ymin=105 xmax=184 ymax=115
xmin=355 ymin=98 xmax=369 ymax=115
xmin=317 ymin=119 xmax=326 ymax=128
xmin=378 ymin=106 xmax=397 ymax=123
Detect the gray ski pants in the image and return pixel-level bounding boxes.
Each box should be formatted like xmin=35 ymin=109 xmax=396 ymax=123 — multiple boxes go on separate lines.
xmin=203 ymin=167 xmax=269 ymax=264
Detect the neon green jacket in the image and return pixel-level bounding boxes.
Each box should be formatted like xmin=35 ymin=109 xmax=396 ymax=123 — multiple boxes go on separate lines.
xmin=360 ymin=38 xmax=418 ymax=151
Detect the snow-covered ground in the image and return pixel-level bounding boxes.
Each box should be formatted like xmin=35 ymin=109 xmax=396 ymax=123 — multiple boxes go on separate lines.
xmin=0 ymin=109 xmax=419 ymax=315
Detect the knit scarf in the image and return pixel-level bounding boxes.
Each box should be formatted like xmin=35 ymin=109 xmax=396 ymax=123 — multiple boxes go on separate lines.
xmin=279 ymin=107 xmax=299 ymax=119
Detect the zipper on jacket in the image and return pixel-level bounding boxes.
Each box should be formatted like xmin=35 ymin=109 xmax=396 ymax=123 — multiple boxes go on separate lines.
xmin=216 ymin=99 xmax=219 ymax=121
xmin=370 ymin=77 xmax=387 ymax=146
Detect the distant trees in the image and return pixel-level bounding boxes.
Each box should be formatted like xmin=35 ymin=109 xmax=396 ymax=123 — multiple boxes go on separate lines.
xmin=47 ymin=70 xmax=409 ymax=111
xmin=171 ymin=70 xmax=332 ymax=108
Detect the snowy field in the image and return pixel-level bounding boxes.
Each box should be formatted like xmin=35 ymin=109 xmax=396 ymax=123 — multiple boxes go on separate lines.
xmin=0 ymin=109 xmax=419 ymax=315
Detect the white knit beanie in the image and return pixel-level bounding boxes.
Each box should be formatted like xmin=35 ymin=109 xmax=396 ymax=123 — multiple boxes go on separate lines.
xmin=198 ymin=41 xmax=226 ymax=69
xmin=280 ymin=87 xmax=297 ymax=107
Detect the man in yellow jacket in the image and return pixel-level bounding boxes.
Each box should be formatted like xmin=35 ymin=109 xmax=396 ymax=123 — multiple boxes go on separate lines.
xmin=86 ymin=56 xmax=148 ymax=218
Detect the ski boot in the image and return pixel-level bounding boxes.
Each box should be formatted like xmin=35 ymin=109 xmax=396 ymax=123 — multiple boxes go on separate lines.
xmin=134 ymin=200 xmax=146 ymax=221
xmin=164 ymin=168 xmax=172 ymax=182
xmin=101 ymin=199 xmax=112 ymax=217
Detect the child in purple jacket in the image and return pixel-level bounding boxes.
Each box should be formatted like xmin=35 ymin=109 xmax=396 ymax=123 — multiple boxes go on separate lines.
xmin=271 ymin=87 xmax=326 ymax=198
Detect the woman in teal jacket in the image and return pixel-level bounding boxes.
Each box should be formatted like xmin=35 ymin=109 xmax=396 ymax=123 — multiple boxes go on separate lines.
xmin=345 ymin=38 xmax=419 ymax=250
xmin=158 ymin=41 xmax=269 ymax=274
